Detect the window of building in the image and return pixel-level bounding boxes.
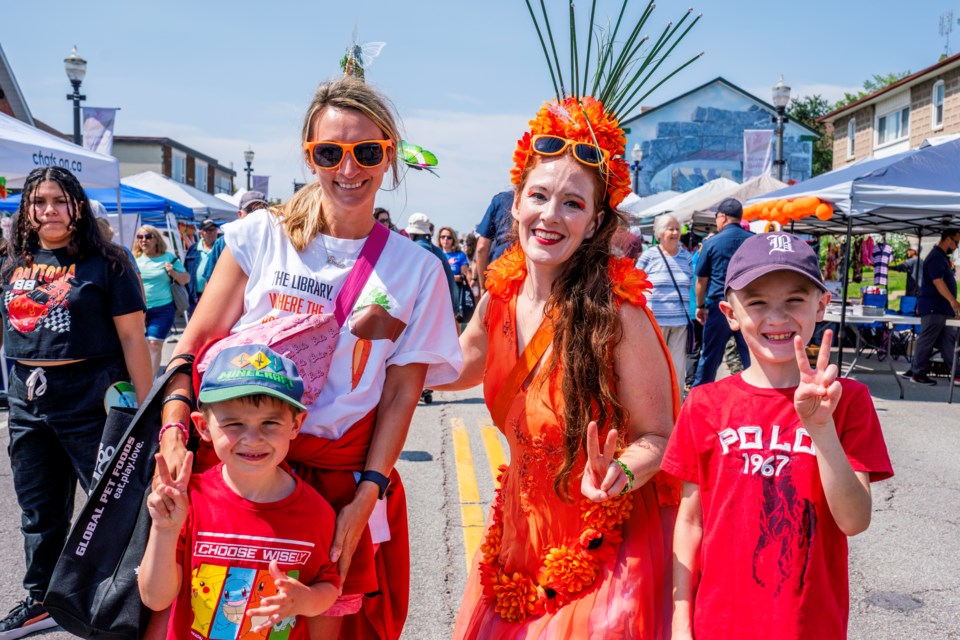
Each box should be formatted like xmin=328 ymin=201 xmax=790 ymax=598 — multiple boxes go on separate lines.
xmin=847 ymin=118 xmax=856 ymax=158
xmin=932 ymin=80 xmax=945 ymax=130
xmin=876 ymin=106 xmax=910 ymax=146
xmin=215 ymin=175 xmax=232 ymax=194
xmin=195 ymin=160 xmax=208 ymax=192
xmin=172 ymin=151 xmax=187 ymax=183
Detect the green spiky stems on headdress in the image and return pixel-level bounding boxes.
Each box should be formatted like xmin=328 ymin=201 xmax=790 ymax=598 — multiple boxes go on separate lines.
xmin=516 ymin=1 xmax=703 ymax=206
xmin=525 ymin=0 xmax=702 ymax=121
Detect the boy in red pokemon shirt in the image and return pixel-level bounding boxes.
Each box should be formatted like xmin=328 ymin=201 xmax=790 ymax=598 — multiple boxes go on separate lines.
xmin=139 ymin=344 xmax=339 ymax=639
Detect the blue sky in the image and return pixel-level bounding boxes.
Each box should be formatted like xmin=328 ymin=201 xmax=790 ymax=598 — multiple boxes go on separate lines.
xmin=3 ymin=0 xmax=955 ymax=233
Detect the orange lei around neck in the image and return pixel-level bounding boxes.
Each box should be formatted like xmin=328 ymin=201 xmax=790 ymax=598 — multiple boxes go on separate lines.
xmin=484 ymin=242 xmax=652 ymax=307
xmin=479 ymin=465 xmax=633 ymax=623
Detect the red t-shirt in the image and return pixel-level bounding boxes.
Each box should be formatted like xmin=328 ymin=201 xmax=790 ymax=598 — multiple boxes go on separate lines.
xmin=169 ymin=464 xmax=340 ymax=640
xmin=662 ymin=374 xmax=893 ymax=640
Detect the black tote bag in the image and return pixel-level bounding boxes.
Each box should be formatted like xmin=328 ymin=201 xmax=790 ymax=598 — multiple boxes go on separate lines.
xmin=43 ymin=362 xmax=191 ymax=639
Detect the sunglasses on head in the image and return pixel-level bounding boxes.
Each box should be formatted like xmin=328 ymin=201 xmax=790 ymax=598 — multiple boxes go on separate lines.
xmin=530 ymin=134 xmax=609 ymax=168
xmin=136 ymin=233 xmax=154 ymax=240
xmin=303 ymin=140 xmax=392 ymax=171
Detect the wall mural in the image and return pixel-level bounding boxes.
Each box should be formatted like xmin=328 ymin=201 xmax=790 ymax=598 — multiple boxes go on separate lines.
xmin=625 ymin=81 xmax=814 ymax=195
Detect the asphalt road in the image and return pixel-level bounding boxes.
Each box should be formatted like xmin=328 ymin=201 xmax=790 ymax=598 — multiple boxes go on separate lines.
xmin=0 ymin=355 xmax=957 ymax=639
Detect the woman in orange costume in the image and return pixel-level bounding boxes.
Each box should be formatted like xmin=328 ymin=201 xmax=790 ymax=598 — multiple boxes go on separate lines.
xmin=439 ymin=95 xmax=680 ymax=638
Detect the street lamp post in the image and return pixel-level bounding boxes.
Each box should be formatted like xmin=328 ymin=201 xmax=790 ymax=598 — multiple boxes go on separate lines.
xmin=243 ymin=148 xmax=255 ymax=190
xmin=630 ymin=143 xmax=643 ymax=195
xmin=63 ymin=46 xmax=87 ymax=146
xmin=771 ymin=75 xmax=791 ymax=182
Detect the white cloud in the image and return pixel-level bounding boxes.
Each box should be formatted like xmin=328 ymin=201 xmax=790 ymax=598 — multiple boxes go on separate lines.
xmin=377 ymin=109 xmax=527 ymax=233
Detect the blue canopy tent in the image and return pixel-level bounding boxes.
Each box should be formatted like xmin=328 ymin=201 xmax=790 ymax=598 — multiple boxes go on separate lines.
xmin=0 ymin=184 xmax=193 ymax=223
xmin=745 ymin=135 xmax=960 ymax=376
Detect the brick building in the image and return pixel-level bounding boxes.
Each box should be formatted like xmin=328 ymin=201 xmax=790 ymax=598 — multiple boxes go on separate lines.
xmin=821 ymin=53 xmax=960 ymax=169
xmin=112 ymin=137 xmax=235 ymax=195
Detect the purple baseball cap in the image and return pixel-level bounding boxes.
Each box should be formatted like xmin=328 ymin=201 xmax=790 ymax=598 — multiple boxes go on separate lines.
xmin=725 ymin=232 xmax=826 ymax=293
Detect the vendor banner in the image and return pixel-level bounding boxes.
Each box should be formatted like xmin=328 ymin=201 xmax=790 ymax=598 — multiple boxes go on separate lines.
xmin=252 ymin=175 xmax=269 ymax=198
xmin=81 ymin=107 xmax=118 ymax=155
xmin=743 ymin=129 xmax=774 ymax=181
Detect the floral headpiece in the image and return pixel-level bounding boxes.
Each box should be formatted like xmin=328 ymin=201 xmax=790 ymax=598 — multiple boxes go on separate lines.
xmin=511 ymin=96 xmax=630 ymax=209
xmin=512 ymin=1 xmax=702 ymax=211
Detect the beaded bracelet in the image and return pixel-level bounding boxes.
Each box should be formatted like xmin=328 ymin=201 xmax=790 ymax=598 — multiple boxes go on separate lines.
xmin=158 ymin=422 xmax=190 ymax=445
xmin=612 ymin=459 xmax=635 ymax=496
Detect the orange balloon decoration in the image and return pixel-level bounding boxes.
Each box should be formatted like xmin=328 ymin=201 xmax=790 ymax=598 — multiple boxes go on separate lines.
xmin=815 ymin=203 xmax=833 ymax=220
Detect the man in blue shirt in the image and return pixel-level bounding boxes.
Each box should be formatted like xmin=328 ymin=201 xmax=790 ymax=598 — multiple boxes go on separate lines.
xmin=910 ymin=228 xmax=960 ymax=386
xmin=692 ymin=198 xmax=753 ymax=387
xmin=475 ymin=190 xmax=514 ymax=291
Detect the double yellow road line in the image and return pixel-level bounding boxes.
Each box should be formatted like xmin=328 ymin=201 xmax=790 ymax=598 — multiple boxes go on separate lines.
xmin=450 ymin=417 xmax=508 ymax=569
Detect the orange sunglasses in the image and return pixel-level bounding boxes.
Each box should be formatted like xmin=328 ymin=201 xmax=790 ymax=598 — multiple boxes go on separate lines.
xmin=303 ymin=140 xmax=393 ymax=171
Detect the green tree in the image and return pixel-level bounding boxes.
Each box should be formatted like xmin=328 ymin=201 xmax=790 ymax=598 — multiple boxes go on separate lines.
xmin=788 ymin=95 xmax=833 ymax=177
xmin=833 ymin=71 xmax=911 ymax=109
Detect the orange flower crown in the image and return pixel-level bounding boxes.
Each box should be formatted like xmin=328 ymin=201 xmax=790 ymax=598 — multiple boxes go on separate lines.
xmin=510 ymin=96 xmax=631 ymax=210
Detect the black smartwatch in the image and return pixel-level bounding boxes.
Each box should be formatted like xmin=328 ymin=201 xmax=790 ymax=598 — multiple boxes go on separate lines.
xmin=358 ymin=470 xmax=391 ymax=500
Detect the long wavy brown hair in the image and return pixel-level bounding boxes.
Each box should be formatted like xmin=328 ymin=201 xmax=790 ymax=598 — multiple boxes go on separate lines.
xmin=515 ymin=154 xmax=628 ymax=500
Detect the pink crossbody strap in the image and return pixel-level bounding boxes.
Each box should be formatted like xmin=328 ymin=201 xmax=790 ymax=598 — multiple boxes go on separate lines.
xmin=333 ymin=221 xmax=390 ymax=327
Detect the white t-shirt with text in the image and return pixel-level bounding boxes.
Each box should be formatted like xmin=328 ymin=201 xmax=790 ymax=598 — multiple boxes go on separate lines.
xmin=226 ymin=210 xmax=462 ymax=439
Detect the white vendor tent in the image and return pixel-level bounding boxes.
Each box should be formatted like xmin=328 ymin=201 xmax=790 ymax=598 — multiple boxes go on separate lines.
xmin=633 ymin=178 xmax=739 ymax=229
xmin=617 ymin=190 xmax=679 ymax=221
xmin=123 ymin=171 xmax=236 ymax=221
xmin=0 ymin=112 xmax=119 ymax=188
xmin=687 ymin=174 xmax=788 ymax=228
xmin=215 ymin=189 xmax=244 ymax=208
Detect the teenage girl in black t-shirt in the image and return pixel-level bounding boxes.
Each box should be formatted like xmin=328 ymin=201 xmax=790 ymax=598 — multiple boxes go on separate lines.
xmin=0 ymin=166 xmax=152 ymax=636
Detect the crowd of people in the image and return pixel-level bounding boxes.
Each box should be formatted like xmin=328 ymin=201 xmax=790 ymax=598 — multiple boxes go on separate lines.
xmin=12 ymin=62 xmax=960 ymax=640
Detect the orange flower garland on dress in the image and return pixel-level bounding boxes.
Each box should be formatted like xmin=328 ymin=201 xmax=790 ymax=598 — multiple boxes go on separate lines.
xmin=510 ymin=96 xmax=632 ymax=210
xmin=479 ymin=465 xmax=634 ymax=623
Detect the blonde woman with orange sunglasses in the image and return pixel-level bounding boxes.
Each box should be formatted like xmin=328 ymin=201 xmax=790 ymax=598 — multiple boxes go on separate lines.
xmin=154 ymin=77 xmax=461 ymax=640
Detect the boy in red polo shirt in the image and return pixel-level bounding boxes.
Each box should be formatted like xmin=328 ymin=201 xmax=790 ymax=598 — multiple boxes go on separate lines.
xmin=663 ymin=233 xmax=893 ymax=639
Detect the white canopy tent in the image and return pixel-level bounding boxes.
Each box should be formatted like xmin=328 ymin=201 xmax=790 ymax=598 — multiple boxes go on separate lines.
xmin=617 ymin=190 xmax=679 ymax=220
xmin=214 ymin=189 xmax=244 ymax=208
xmin=686 ymin=174 xmax=788 ymax=228
xmin=122 ymin=171 xmax=236 ymax=221
xmin=0 ymin=112 xmax=119 ymax=188
xmin=633 ymin=178 xmax=739 ymax=230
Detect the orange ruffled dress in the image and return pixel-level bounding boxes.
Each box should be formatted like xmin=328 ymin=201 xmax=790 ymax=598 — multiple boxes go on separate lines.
xmin=454 ymin=247 xmax=681 ymax=639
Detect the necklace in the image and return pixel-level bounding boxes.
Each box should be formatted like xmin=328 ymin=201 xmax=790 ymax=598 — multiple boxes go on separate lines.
xmin=319 ymin=232 xmax=349 ymax=268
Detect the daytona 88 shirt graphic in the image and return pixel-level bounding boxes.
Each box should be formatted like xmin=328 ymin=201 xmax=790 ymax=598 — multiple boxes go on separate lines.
xmin=0 ymin=248 xmax=144 ymax=360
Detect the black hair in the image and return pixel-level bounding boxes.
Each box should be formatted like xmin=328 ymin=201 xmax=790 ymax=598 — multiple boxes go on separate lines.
xmin=940 ymin=228 xmax=960 ymax=242
xmin=2 ymin=167 xmax=128 ymax=279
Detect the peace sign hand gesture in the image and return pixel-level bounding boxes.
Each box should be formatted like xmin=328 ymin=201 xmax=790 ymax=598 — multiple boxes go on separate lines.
xmin=793 ymin=329 xmax=842 ymax=429
xmin=147 ymin=451 xmax=193 ymax=530
xmin=581 ymin=421 xmax=628 ymax=502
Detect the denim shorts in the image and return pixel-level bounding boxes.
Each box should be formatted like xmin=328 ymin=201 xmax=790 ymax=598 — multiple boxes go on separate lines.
xmin=144 ymin=301 xmax=175 ymax=341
